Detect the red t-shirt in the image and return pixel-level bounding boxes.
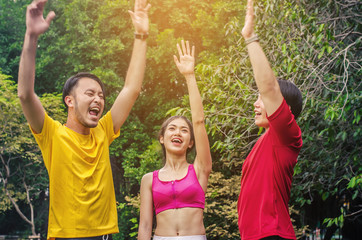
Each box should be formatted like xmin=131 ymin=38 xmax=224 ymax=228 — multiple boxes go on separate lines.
xmin=237 ymin=99 xmax=302 ymax=240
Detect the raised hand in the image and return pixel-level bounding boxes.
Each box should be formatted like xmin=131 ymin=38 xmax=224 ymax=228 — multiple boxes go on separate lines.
xmin=128 ymin=0 xmax=151 ymax=34
xmin=174 ymin=40 xmax=195 ymax=76
xmin=26 ymin=0 xmax=55 ymax=36
xmin=241 ymin=0 xmax=256 ymax=40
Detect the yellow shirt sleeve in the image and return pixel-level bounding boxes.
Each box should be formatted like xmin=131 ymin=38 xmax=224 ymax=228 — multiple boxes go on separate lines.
xmin=29 ymin=112 xmax=61 ymax=171
xmin=98 ymin=111 xmax=120 ymax=145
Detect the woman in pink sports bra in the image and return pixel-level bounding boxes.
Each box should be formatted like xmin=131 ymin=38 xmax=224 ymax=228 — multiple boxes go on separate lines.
xmin=137 ymin=40 xmax=212 ymax=240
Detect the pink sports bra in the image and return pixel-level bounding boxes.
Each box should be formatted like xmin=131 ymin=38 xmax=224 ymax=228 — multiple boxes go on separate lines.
xmin=152 ymin=164 xmax=205 ymax=215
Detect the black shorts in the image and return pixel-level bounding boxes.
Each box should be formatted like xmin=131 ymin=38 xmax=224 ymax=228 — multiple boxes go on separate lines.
xmin=56 ymin=234 xmax=112 ymax=240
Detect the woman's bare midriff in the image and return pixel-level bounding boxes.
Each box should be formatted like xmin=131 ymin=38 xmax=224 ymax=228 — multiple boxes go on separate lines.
xmin=154 ymin=207 xmax=205 ymax=236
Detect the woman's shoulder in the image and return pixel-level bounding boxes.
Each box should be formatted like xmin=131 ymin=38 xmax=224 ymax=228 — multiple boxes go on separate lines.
xmin=142 ymin=171 xmax=154 ymax=179
xmin=141 ymin=171 xmax=156 ymax=185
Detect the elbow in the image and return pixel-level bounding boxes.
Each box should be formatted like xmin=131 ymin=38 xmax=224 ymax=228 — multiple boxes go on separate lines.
xmin=132 ymin=85 xmax=142 ymax=96
xmin=138 ymin=222 xmax=152 ymax=240
xmin=18 ymin=90 xmax=30 ymax=102
xmin=193 ymin=115 xmax=205 ymax=126
xmin=126 ymin=86 xmax=142 ymax=100
xmin=18 ymin=90 xmax=36 ymax=104
xmin=139 ymin=220 xmax=152 ymax=229
xmin=258 ymin=78 xmax=279 ymax=95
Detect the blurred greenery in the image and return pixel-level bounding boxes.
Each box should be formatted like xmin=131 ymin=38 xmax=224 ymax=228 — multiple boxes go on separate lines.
xmin=0 ymin=0 xmax=361 ymax=239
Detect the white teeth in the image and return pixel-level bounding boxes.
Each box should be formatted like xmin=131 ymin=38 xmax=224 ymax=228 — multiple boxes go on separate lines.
xmin=89 ymin=107 xmax=100 ymax=116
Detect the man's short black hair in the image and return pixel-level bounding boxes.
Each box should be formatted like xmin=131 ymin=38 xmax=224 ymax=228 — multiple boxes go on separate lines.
xmin=62 ymin=72 xmax=106 ymax=110
xmin=277 ymin=79 xmax=303 ymax=119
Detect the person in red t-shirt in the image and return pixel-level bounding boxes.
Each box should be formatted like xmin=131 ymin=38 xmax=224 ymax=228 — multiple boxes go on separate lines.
xmin=237 ymin=1 xmax=303 ymax=240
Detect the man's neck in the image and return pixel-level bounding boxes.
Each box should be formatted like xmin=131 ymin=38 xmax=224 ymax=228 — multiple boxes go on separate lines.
xmin=65 ymin=117 xmax=90 ymax=135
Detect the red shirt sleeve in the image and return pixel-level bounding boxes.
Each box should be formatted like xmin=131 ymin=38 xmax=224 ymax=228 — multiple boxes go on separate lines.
xmin=267 ymin=99 xmax=302 ymax=150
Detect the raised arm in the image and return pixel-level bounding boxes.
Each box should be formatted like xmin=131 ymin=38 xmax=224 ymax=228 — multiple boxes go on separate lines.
xmin=137 ymin=173 xmax=153 ymax=240
xmin=242 ymin=0 xmax=283 ymax=116
xmin=110 ymin=0 xmax=151 ymax=133
xmin=173 ymin=40 xmax=212 ymax=190
xmin=18 ymin=0 xmax=55 ymax=134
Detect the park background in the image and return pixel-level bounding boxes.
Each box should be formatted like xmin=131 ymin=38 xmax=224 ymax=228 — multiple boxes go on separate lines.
xmin=0 ymin=0 xmax=361 ymax=239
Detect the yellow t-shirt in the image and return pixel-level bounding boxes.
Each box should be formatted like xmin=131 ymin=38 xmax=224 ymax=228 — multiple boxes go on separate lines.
xmin=31 ymin=111 xmax=120 ymax=239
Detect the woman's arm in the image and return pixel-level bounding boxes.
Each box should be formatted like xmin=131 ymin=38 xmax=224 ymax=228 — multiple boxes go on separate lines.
xmin=173 ymin=40 xmax=212 ymax=191
xmin=242 ymin=0 xmax=283 ymax=116
xmin=137 ymin=172 xmax=154 ymax=240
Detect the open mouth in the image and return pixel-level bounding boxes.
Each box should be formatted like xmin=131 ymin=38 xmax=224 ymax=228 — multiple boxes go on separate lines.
xmin=89 ymin=107 xmax=100 ymax=116
xmin=171 ymin=138 xmax=183 ymax=144
xmin=254 ymin=110 xmax=262 ymax=116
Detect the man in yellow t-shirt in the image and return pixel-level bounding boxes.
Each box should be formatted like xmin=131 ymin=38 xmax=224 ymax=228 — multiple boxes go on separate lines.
xmin=17 ymin=0 xmax=151 ymax=239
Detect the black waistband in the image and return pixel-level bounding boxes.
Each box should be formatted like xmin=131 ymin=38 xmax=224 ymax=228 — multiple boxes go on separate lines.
xmin=56 ymin=234 xmax=111 ymax=240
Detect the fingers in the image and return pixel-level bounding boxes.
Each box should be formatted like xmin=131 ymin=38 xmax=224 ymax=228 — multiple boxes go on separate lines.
xmin=35 ymin=0 xmax=48 ymax=3
xmin=134 ymin=0 xmax=140 ymax=11
xmin=128 ymin=10 xmax=135 ymax=20
xmin=45 ymin=11 xmax=56 ymax=25
xmin=135 ymin=0 xmax=150 ymax=12
xmin=173 ymin=55 xmax=180 ymax=66
xmin=174 ymin=41 xmax=195 ymax=75
xmin=242 ymin=0 xmax=255 ymax=39
xmin=186 ymin=41 xmax=190 ymax=55
xmin=177 ymin=40 xmax=195 ymax=57
xmin=177 ymin=43 xmax=183 ymax=57
xmin=247 ymin=0 xmax=254 ymax=19
xmin=130 ymin=0 xmax=150 ymax=18
xmin=28 ymin=1 xmax=41 ymax=14
xmin=132 ymin=3 xmax=151 ymax=15
xmin=181 ymin=40 xmax=187 ymax=56
xmin=35 ymin=0 xmax=47 ymax=11
xmin=247 ymin=0 xmax=252 ymax=9
xmin=145 ymin=3 xmax=151 ymax=12
xmin=28 ymin=0 xmax=49 ymax=17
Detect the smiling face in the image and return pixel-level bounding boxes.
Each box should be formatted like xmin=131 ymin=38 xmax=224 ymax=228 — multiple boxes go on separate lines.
xmin=159 ymin=118 xmax=194 ymax=157
xmin=66 ymin=77 xmax=105 ymax=129
xmin=253 ymin=95 xmax=269 ymax=129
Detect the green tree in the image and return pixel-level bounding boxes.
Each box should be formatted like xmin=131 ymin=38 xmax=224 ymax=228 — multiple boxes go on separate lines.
xmin=1 ymin=0 xmax=360 ymax=238
xmin=0 ymin=0 xmax=26 ymax=82
xmin=0 ymin=72 xmax=66 ymax=237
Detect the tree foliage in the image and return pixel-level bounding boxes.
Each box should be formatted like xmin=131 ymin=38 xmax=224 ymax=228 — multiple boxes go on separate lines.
xmin=0 ymin=0 xmax=360 ymax=239
xmin=0 ymin=72 xmax=66 ymax=236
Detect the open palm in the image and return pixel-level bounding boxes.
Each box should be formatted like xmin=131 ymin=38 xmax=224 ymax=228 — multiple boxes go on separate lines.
xmin=174 ymin=40 xmax=195 ymax=75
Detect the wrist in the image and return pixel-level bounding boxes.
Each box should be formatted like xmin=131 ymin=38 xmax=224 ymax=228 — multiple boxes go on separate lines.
xmin=134 ymin=32 xmax=148 ymax=40
xmin=25 ymin=30 xmax=39 ymax=38
xmin=183 ymin=73 xmax=195 ymax=79
xmin=244 ymin=35 xmax=259 ymax=45
xmin=24 ymin=31 xmax=39 ymax=45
